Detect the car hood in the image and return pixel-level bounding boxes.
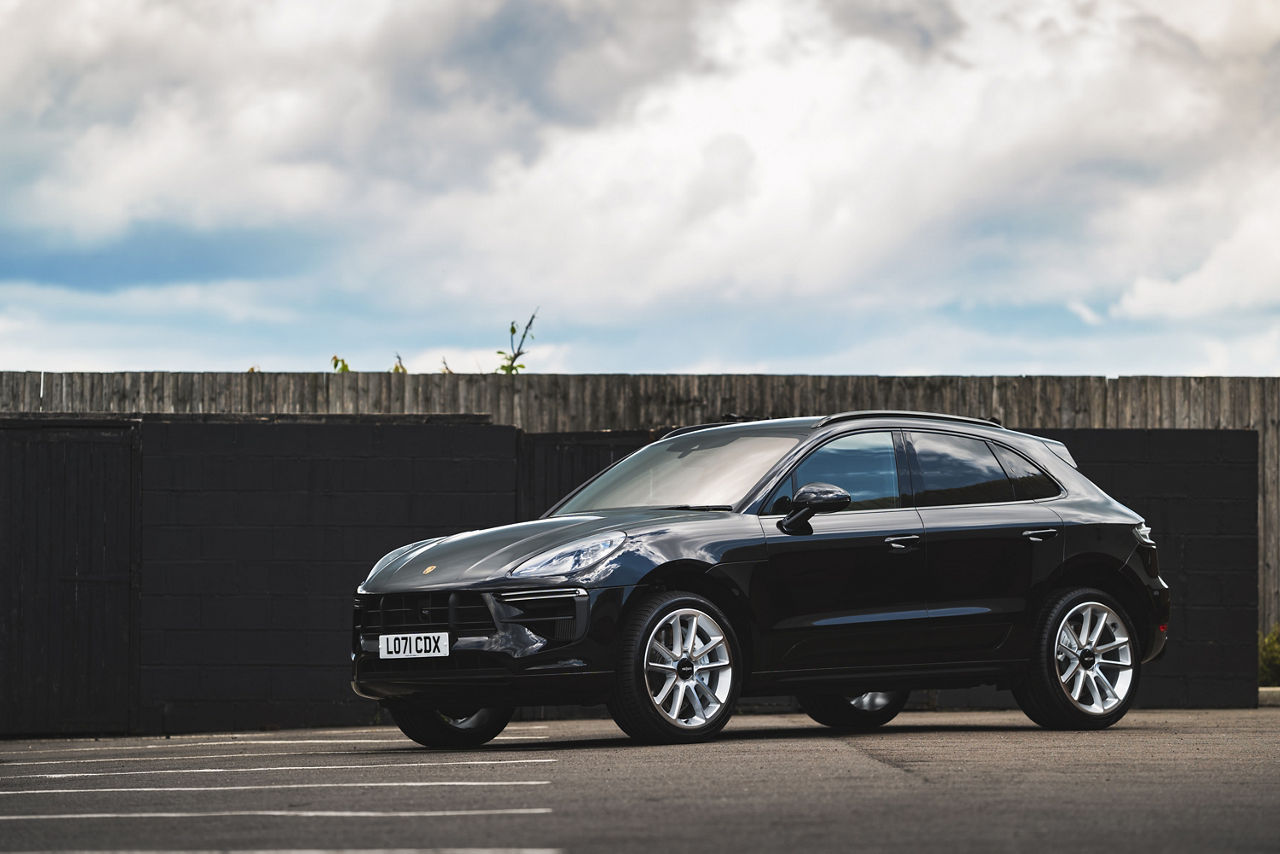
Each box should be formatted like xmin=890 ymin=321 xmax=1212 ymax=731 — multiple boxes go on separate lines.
xmin=359 ymin=508 xmax=739 ymax=592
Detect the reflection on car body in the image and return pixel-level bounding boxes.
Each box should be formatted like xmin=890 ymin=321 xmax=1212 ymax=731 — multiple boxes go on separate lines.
xmin=352 ymin=411 xmax=1171 ymax=746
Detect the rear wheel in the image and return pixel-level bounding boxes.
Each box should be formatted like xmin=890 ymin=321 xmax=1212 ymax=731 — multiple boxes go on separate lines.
xmin=608 ymin=591 xmax=741 ymax=744
xmin=798 ymin=690 xmax=909 ymax=730
xmin=1013 ymin=587 xmax=1140 ymax=730
xmin=387 ymin=703 xmax=515 ymax=748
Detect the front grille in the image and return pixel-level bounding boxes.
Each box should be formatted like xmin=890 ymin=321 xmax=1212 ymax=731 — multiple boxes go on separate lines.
xmin=354 ymin=592 xmax=496 ymax=636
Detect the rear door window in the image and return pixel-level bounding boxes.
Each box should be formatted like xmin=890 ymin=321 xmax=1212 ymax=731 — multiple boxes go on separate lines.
xmin=991 ymin=443 xmax=1061 ymax=500
xmin=909 ymin=432 xmax=1015 ymax=506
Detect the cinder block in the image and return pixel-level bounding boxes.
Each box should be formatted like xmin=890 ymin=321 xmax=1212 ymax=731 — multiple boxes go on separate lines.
xmin=1183 ymin=535 xmax=1257 ymax=572
xmin=1134 ymin=674 xmax=1187 ymax=708
xmin=1183 ymin=606 xmax=1258 ymax=644
xmin=1184 ymin=677 xmax=1259 ymax=708
xmin=201 ymin=596 xmax=271 ymax=630
xmin=1182 ymin=571 xmax=1259 ymax=608
xmin=139 ymin=595 xmax=202 ymax=631
xmin=140 ymin=456 xmax=175 ymax=491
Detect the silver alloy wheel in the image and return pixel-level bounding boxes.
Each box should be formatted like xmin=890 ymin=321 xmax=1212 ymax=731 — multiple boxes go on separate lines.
xmin=644 ymin=607 xmax=734 ymax=728
xmin=847 ymin=692 xmax=894 ymax=712
xmin=1055 ymin=600 xmax=1134 ymax=715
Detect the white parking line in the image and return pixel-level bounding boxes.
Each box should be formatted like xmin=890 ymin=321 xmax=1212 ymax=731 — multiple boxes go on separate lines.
xmin=0 ymin=739 xmax=408 ymax=757
xmin=0 ymin=807 xmax=555 ymax=821
xmin=0 ymin=728 xmax=553 ymax=759
xmin=13 ymin=757 xmax=557 ymax=780
xmin=0 ymin=748 xmax=465 ymax=768
xmin=2 ymin=781 xmax=550 ymax=796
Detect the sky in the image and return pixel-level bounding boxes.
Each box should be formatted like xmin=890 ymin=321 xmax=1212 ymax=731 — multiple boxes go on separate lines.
xmin=1 ymin=0 xmax=1278 ymax=376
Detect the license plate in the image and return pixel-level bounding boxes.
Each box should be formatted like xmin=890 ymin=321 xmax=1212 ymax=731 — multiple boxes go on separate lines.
xmin=379 ymin=632 xmax=449 ymax=659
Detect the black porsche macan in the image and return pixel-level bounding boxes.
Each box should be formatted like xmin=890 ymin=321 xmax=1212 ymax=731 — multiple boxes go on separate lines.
xmin=352 ymin=411 xmax=1171 ymax=746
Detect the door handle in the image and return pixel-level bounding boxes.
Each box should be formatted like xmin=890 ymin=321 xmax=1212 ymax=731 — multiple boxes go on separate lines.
xmin=885 ymin=535 xmax=921 ymax=550
xmin=1022 ymin=529 xmax=1059 ymax=542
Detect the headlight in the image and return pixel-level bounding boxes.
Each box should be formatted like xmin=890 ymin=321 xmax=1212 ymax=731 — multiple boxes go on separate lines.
xmin=510 ymin=531 xmax=626 ymax=579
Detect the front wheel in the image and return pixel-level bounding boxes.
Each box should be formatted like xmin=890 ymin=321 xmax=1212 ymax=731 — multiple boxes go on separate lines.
xmin=1013 ymin=587 xmax=1141 ymax=730
xmin=387 ymin=703 xmax=515 ymax=748
xmin=798 ymin=690 xmax=909 ymax=730
xmin=608 ymin=591 xmax=742 ymax=744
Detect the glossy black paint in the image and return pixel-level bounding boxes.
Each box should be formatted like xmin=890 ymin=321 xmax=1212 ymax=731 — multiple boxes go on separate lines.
xmin=352 ymin=412 xmax=1171 ymax=709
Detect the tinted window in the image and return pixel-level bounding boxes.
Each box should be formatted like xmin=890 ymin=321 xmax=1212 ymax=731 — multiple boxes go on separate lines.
xmin=767 ymin=431 xmax=900 ymax=513
xmin=992 ymin=444 xmax=1060 ymax=500
xmin=910 ymin=432 xmax=1014 ymax=506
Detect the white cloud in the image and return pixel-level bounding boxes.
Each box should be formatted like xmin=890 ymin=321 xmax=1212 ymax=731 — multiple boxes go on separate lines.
xmin=2 ymin=0 xmax=1280 ymax=375
xmin=1112 ymin=170 xmax=1280 ymax=319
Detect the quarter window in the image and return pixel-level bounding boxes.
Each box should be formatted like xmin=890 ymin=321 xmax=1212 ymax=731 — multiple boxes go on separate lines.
xmin=767 ymin=431 xmax=900 ymax=514
xmin=991 ymin=444 xmax=1060 ymax=500
xmin=910 ymin=432 xmax=1015 ymax=506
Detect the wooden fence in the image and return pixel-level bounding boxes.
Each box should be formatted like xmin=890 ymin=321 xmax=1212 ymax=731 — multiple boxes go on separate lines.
xmin=3 ymin=371 xmax=1276 ymax=633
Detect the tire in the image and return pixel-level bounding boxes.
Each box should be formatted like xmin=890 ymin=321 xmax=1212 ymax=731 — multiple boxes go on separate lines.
xmin=1013 ymin=587 xmax=1141 ymax=730
xmin=798 ymin=690 xmax=909 ymax=730
xmin=608 ymin=591 xmax=742 ymax=744
xmin=387 ymin=702 xmax=515 ymax=748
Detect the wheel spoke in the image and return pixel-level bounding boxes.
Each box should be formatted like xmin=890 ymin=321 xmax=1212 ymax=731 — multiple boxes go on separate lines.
xmin=647 ymin=660 xmax=677 ymax=673
xmin=1096 ymin=638 xmax=1129 ymax=654
xmin=1098 ymin=657 xmax=1132 ymax=670
xmin=684 ymin=614 xmax=699 ymax=656
xmin=650 ymin=639 xmax=677 ymax=663
xmin=686 ymin=682 xmax=707 ymax=720
xmin=665 ymin=681 xmax=686 ymax=720
xmin=668 ymin=617 xmax=682 ymax=661
xmin=653 ymin=674 xmax=677 ymax=705
xmin=1088 ymin=611 xmax=1108 ymax=646
xmin=1085 ymin=673 xmax=1104 ymax=709
xmin=1077 ymin=608 xmax=1092 ymax=649
xmin=1059 ymin=658 xmax=1079 ymax=684
xmin=692 ymin=635 xmax=724 ymax=661
xmin=1060 ymin=623 xmax=1082 ymax=652
xmin=1095 ymin=669 xmax=1119 ymax=702
xmin=696 ymin=658 xmax=732 ymax=672
xmin=1070 ymin=669 xmax=1086 ymax=701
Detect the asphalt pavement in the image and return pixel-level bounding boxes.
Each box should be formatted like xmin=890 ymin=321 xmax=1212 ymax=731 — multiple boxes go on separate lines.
xmin=2 ymin=708 xmax=1278 ymax=853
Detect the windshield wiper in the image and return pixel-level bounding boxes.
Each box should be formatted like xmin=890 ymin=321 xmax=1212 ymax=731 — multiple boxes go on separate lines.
xmin=659 ymin=504 xmax=734 ymax=511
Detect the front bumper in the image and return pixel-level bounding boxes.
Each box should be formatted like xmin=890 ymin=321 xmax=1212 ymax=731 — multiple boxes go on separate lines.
xmin=351 ymin=584 xmax=633 ymax=707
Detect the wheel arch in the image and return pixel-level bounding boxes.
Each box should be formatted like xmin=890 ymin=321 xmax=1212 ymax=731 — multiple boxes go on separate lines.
xmin=626 ymin=560 xmax=757 ymax=675
xmin=1035 ymin=553 xmax=1154 ymax=654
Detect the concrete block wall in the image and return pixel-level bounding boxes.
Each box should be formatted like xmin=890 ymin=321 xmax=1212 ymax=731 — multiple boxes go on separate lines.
xmin=135 ymin=417 xmax=519 ymax=732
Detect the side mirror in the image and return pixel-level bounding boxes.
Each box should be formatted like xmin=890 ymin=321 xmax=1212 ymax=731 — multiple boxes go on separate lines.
xmin=778 ymin=482 xmax=851 ymax=534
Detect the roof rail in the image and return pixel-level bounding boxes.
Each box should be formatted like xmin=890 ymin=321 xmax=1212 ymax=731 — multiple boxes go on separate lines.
xmin=661 ymin=422 xmax=735 ymax=439
xmin=815 ymin=410 xmax=1005 ymax=429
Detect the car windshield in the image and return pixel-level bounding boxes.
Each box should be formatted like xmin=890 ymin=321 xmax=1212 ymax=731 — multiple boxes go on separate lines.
xmin=553 ymin=425 xmax=806 ymax=513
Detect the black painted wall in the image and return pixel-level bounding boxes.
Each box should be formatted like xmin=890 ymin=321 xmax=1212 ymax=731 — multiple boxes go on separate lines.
xmin=135 ymin=415 xmax=517 ymax=733
xmin=0 ymin=417 xmax=1259 ymax=735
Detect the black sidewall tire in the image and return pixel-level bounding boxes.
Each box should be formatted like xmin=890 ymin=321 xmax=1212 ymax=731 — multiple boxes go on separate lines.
xmin=609 ymin=591 xmax=742 ymax=745
xmin=387 ymin=703 xmax=515 ymax=748
xmin=1016 ymin=587 xmax=1141 ymax=731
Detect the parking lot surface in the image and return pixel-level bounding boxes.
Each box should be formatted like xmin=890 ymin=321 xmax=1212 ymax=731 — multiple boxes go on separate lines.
xmin=2 ymin=709 xmax=1278 ymax=853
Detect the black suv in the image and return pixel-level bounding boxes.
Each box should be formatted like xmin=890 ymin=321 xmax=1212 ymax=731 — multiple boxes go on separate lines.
xmin=352 ymin=411 xmax=1170 ymax=745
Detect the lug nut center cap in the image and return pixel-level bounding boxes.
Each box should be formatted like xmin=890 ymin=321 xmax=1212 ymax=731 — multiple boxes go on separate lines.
xmin=676 ymin=658 xmax=695 ymax=680
xmin=1080 ymin=649 xmax=1097 ymax=669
